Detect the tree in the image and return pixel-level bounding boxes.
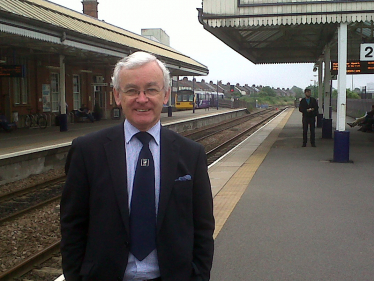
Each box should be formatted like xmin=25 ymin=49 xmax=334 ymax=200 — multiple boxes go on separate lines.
xmin=292 ymin=86 xmax=303 ymax=98
xmin=332 ymin=89 xmax=360 ymax=99
xmin=259 ymin=86 xmax=276 ymax=97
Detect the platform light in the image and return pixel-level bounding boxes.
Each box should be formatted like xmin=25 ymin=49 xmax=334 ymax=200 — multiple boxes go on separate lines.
xmin=46 ymin=65 xmax=60 ymax=70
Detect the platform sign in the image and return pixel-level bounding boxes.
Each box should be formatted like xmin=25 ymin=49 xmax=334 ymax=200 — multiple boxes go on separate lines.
xmin=360 ymin=43 xmax=374 ymax=61
xmin=331 ymin=61 xmax=374 ymax=75
xmin=0 ymin=65 xmax=24 ymax=77
xmin=42 ymin=84 xmax=51 ymax=112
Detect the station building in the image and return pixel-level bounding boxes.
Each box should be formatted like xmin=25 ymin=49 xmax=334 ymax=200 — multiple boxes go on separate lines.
xmin=0 ymin=0 xmax=208 ymax=127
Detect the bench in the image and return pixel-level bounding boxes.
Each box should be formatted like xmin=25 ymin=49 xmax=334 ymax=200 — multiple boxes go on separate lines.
xmin=72 ymin=110 xmax=91 ymax=123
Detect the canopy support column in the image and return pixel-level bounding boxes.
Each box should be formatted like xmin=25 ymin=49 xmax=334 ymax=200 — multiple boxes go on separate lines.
xmin=317 ymin=60 xmax=323 ymax=128
xmin=59 ymin=55 xmax=67 ymax=132
xmin=322 ymin=45 xmax=332 ymax=139
xmin=334 ymin=22 xmax=350 ymax=162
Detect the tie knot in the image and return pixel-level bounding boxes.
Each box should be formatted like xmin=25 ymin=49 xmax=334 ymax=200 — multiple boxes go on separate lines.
xmin=135 ymin=132 xmax=153 ymax=145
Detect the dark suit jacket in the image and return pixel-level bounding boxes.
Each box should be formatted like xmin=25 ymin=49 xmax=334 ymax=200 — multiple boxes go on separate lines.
xmin=60 ymin=124 xmax=214 ymax=281
xmin=299 ymin=97 xmax=318 ymax=118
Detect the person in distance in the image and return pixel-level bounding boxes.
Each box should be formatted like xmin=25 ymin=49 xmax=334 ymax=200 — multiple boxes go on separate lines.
xmin=347 ymin=104 xmax=374 ymax=130
xmin=60 ymin=51 xmax=215 ymax=281
xmin=299 ymin=88 xmax=318 ymax=147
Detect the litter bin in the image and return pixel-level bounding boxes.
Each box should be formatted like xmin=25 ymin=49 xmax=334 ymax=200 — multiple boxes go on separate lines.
xmin=12 ymin=111 xmax=18 ymax=123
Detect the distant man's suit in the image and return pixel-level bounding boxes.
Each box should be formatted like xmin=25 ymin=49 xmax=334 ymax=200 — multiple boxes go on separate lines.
xmin=60 ymin=124 xmax=214 ymax=281
xmin=299 ymin=97 xmax=318 ymax=145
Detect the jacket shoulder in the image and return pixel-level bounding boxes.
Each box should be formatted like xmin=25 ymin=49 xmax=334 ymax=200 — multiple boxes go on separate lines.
xmin=73 ymin=124 xmax=123 ymax=146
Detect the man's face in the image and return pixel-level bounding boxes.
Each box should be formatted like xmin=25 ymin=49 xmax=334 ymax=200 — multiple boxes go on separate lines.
xmin=114 ymin=61 xmax=170 ymax=131
xmin=305 ymin=90 xmax=311 ymax=98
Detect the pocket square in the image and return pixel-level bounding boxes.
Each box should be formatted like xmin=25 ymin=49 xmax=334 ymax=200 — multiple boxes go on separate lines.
xmin=175 ymin=175 xmax=192 ymax=182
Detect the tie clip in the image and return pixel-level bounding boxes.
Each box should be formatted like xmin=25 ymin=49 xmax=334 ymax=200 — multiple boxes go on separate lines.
xmin=141 ymin=159 xmax=149 ymax=167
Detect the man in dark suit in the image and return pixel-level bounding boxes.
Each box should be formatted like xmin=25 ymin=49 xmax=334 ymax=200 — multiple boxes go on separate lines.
xmin=299 ymin=88 xmax=318 ymax=147
xmin=60 ymin=52 xmax=214 ymax=281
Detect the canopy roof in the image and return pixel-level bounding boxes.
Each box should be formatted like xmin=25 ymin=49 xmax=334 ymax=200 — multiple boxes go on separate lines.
xmin=199 ymin=0 xmax=374 ymax=64
xmin=0 ymin=0 xmax=208 ymax=76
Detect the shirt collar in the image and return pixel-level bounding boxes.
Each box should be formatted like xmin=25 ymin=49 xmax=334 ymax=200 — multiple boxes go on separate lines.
xmin=124 ymin=119 xmax=160 ymax=145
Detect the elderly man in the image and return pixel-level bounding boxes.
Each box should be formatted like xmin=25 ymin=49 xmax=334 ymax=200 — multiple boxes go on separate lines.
xmin=60 ymin=51 xmax=214 ymax=281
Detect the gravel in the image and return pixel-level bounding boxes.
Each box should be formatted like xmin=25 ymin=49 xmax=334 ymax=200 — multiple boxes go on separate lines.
xmin=0 ymin=169 xmax=64 ymax=274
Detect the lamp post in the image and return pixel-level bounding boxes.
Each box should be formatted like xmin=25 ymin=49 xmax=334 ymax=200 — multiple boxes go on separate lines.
xmin=192 ymin=77 xmax=195 ymax=114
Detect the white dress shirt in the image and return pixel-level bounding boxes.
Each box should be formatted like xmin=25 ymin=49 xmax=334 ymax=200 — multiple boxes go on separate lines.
xmin=123 ymin=119 xmax=161 ymax=281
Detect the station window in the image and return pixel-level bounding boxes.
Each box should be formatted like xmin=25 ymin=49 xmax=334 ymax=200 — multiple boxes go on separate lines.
xmin=13 ymin=77 xmax=28 ymax=105
xmin=73 ymin=75 xmax=81 ymax=110
xmin=51 ymin=73 xmax=60 ymax=112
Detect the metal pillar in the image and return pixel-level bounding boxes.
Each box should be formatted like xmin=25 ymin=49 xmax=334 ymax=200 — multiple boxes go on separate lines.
xmin=59 ymin=55 xmax=67 ymax=132
xmin=334 ymin=22 xmax=350 ymax=163
xmin=192 ymin=77 xmax=195 ymax=113
xmin=168 ymin=76 xmax=177 ymax=117
xmin=317 ymin=61 xmax=323 ymax=127
xmin=322 ymin=46 xmax=332 ymax=139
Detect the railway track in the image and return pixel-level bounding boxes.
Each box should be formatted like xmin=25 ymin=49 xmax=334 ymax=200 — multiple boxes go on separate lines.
xmin=202 ymin=108 xmax=285 ymax=165
xmin=183 ymin=108 xmax=272 ymax=142
xmin=0 ymin=176 xmax=65 ymax=223
xmin=0 ymin=108 xmax=285 ymax=281
xmin=0 ymin=241 xmax=61 ymax=281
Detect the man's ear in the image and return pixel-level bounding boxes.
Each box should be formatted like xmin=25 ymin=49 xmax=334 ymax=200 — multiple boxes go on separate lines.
xmin=163 ymin=88 xmax=171 ymax=105
xmin=114 ymin=88 xmax=121 ymax=106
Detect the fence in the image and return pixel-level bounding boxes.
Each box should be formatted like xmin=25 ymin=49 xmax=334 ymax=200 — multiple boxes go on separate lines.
xmin=331 ymin=99 xmax=373 ymax=118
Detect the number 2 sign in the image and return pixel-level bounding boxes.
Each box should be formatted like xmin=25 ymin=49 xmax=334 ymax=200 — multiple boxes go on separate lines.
xmin=360 ymin=44 xmax=374 ymax=61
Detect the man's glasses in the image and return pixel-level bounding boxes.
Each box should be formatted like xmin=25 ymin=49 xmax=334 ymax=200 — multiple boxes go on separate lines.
xmin=120 ymin=87 xmax=164 ymax=97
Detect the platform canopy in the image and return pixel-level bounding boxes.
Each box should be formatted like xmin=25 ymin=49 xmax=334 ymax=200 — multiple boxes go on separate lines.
xmin=199 ymin=0 xmax=374 ymax=64
xmin=0 ymin=0 xmax=208 ymax=76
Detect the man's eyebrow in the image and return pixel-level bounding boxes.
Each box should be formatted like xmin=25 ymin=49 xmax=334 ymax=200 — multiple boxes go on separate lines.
xmin=123 ymin=82 xmax=160 ymax=89
xmin=123 ymin=83 xmax=138 ymax=89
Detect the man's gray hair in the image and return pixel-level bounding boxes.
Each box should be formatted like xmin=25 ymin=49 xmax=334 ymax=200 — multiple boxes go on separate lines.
xmin=112 ymin=51 xmax=170 ymax=91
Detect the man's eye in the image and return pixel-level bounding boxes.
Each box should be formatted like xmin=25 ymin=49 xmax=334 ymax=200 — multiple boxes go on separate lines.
xmin=125 ymin=89 xmax=138 ymax=95
xmin=146 ymin=89 xmax=159 ymax=96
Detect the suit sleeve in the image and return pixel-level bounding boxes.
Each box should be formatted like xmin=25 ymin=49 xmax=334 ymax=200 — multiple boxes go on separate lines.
xmin=313 ymin=98 xmax=319 ymax=116
xmin=299 ymin=99 xmax=306 ymax=114
xmin=60 ymin=138 xmax=89 ymax=281
xmin=192 ymin=145 xmax=215 ymax=280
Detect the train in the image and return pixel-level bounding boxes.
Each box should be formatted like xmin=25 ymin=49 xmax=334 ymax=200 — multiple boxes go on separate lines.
xmin=174 ymin=90 xmax=224 ymax=110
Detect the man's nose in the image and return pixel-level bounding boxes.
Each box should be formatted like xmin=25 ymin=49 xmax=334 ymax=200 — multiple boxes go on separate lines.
xmin=136 ymin=91 xmax=148 ymax=102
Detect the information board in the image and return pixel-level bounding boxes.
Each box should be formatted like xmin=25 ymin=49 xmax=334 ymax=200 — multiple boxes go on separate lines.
xmin=331 ymin=61 xmax=374 ymax=75
xmin=0 ymin=65 xmax=24 ymax=77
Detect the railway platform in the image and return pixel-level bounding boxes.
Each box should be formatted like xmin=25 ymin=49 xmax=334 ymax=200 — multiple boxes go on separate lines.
xmin=210 ymin=108 xmax=374 ymax=280
xmin=0 ymin=107 xmax=236 ymax=157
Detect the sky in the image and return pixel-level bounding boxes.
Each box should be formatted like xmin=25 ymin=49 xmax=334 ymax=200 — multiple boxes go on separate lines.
xmin=48 ymin=0 xmax=373 ymax=91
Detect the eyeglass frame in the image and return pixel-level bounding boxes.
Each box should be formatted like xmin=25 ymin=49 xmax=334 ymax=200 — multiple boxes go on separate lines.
xmin=118 ymin=86 xmax=166 ymax=98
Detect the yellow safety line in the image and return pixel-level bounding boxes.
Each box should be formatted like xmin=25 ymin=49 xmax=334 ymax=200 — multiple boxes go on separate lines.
xmin=213 ymin=108 xmax=294 ymax=239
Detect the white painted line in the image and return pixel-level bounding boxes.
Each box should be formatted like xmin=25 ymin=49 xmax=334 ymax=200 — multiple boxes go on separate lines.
xmin=53 ymin=274 xmax=65 ymax=281
xmin=0 ymin=142 xmax=72 ymax=160
xmin=208 ymin=111 xmax=286 ymax=169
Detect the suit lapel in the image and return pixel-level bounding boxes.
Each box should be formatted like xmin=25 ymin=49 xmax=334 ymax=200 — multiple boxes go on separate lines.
xmin=104 ymin=124 xmax=130 ymax=234
xmin=157 ymin=127 xmax=179 ymax=232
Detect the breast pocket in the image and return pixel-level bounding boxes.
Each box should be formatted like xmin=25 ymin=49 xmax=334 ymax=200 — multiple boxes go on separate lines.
xmin=173 ymin=181 xmax=193 ymax=209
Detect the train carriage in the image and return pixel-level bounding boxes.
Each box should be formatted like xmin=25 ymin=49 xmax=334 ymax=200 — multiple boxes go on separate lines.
xmin=175 ymin=90 xmax=194 ymax=110
xmin=175 ymin=90 xmax=224 ymax=110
